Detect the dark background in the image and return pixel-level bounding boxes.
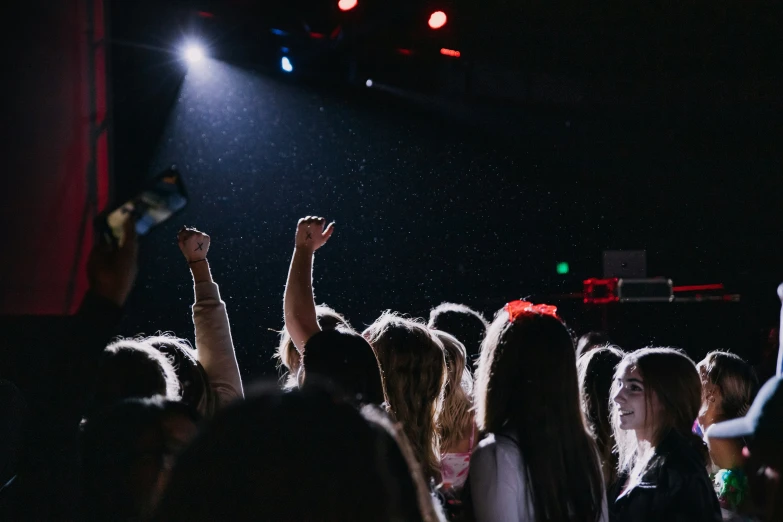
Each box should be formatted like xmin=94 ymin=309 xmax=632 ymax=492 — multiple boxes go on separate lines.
xmin=103 ymin=0 xmax=783 ymax=380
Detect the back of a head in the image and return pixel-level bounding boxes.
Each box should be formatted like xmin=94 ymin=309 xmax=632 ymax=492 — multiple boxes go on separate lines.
xmin=578 ymin=346 xmax=625 ymax=438
xmin=577 ymin=346 xmax=624 ymax=485
xmin=302 ymin=327 xmax=386 ymax=406
xmin=698 ymin=350 xmax=759 ymax=421
xmin=276 ymin=305 xmax=349 ymax=390
xmin=476 ymin=310 xmax=583 ymax=434
xmin=82 ymin=397 xmax=200 ymax=521
xmin=363 ymin=312 xmax=447 ymax=482
xmin=475 ymin=306 xmax=604 ymax=522
xmin=145 ymin=334 xmax=215 ymax=416
xmin=576 ymin=331 xmax=613 ymax=359
xmin=154 ymin=386 xmax=427 ymax=522
xmin=91 ymin=339 xmax=181 ymax=416
xmin=428 ymin=303 xmax=488 ymax=363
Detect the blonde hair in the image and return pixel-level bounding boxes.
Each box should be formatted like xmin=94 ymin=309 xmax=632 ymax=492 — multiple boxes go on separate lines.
xmin=363 ymin=312 xmax=446 ymax=483
xmin=433 ymin=330 xmax=474 ymax=453
xmin=612 ymin=348 xmax=704 ymax=481
xmin=275 ymin=305 xmax=349 ymax=390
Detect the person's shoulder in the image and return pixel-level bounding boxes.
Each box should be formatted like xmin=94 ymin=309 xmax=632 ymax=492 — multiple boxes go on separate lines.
xmin=475 ymin=430 xmax=518 ymax=450
xmin=472 ymin=431 xmax=522 ymax=469
xmin=654 ymin=430 xmax=706 ymax=471
xmin=473 ymin=432 xmax=498 ymax=460
xmin=470 ymin=431 xmax=526 ymax=499
xmin=655 ymin=433 xmax=719 ymax=514
xmin=475 ymin=432 xmax=494 ymax=448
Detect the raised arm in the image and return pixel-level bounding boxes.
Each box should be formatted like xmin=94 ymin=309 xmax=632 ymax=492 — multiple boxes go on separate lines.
xmin=283 ymin=216 xmax=334 ymax=352
xmin=178 ymin=227 xmax=244 ymax=407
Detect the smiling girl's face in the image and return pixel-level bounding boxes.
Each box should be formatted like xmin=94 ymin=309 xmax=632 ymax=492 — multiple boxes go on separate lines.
xmin=613 ymin=365 xmax=661 ymax=440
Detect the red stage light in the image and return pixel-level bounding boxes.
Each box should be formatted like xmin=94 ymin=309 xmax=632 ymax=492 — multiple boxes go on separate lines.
xmin=440 ymin=48 xmax=460 ymax=57
xmin=428 ymin=11 xmax=447 ymax=29
xmin=338 ymin=0 xmax=358 ymax=11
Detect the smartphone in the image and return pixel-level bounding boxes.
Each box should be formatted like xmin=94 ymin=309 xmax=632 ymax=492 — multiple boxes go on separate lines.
xmin=101 ymin=166 xmax=188 ymax=246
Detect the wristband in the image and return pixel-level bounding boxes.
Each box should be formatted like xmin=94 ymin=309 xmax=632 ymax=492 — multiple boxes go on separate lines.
xmin=188 ymin=258 xmax=207 ymax=265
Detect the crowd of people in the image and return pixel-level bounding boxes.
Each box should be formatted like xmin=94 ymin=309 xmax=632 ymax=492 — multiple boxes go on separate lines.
xmin=1 ymin=215 xmax=781 ymax=522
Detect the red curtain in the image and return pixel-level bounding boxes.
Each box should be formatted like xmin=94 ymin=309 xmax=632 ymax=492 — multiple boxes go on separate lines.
xmin=0 ymin=0 xmax=110 ymax=315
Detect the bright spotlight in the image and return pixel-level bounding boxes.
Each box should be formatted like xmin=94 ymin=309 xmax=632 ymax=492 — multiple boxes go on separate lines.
xmin=365 ymin=79 xmax=373 ymax=87
xmin=182 ymin=43 xmax=205 ymax=64
xmin=428 ymin=11 xmax=447 ymax=29
xmin=281 ymin=56 xmax=293 ymax=73
xmin=338 ymin=0 xmax=358 ymax=11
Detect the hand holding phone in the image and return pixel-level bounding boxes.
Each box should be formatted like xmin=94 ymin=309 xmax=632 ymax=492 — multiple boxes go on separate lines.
xmin=102 ymin=166 xmax=188 ymax=247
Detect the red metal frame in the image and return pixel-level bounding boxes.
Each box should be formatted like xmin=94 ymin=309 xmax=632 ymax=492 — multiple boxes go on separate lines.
xmin=672 ymin=283 xmax=725 ymax=292
xmin=583 ymin=278 xmax=619 ymax=304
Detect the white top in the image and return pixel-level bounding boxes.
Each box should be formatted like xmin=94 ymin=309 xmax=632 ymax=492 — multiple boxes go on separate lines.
xmin=192 ymin=281 xmax=244 ymax=410
xmin=469 ymin=432 xmax=609 ymax=522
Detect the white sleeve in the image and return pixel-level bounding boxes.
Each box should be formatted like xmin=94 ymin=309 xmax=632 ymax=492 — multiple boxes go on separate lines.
xmin=192 ymin=281 xmax=244 ymax=406
xmin=469 ymin=435 xmax=532 ymax=522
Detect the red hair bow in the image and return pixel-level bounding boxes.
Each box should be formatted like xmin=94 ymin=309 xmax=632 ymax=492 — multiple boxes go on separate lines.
xmin=505 ymin=300 xmax=559 ymax=322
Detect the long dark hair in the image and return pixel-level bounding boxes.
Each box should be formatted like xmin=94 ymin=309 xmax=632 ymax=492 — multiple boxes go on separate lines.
xmin=578 ymin=345 xmax=624 ymax=487
xmin=475 ymin=308 xmax=604 ymax=522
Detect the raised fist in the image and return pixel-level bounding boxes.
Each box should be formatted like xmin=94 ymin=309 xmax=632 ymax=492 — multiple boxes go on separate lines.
xmin=295 ymin=216 xmax=334 ymax=252
xmin=178 ymin=227 xmax=211 ymax=263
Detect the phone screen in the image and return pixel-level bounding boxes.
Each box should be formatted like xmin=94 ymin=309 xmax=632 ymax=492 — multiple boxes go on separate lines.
xmin=105 ymin=167 xmax=188 ymax=246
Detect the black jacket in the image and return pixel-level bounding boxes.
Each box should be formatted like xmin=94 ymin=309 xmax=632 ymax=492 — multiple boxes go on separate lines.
xmin=609 ymin=429 xmax=722 ymax=522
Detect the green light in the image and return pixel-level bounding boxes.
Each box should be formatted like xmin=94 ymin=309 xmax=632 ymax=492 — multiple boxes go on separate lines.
xmin=556 ymin=262 xmax=570 ymax=275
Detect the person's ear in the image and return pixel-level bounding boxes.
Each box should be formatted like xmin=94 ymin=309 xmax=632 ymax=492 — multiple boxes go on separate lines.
xmin=704 ymin=383 xmax=720 ymax=403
